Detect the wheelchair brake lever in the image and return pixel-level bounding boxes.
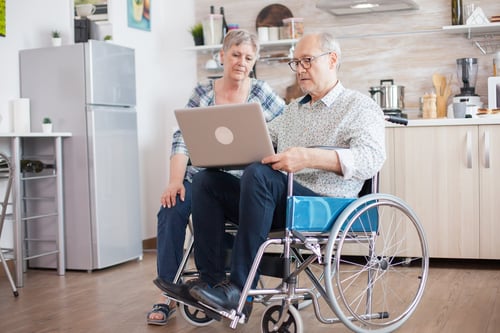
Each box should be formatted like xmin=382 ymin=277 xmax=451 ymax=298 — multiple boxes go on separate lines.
xmin=306 ymin=242 xmax=322 ymax=264
xmin=291 ymin=230 xmax=323 ymax=264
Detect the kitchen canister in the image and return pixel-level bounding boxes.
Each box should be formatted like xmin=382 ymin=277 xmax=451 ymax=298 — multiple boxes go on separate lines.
xmin=10 ymin=98 xmax=31 ymax=133
xmin=282 ymin=17 xmax=304 ymax=39
xmin=422 ymin=93 xmax=437 ymax=119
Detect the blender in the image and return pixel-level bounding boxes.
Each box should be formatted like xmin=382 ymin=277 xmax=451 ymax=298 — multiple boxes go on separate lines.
xmin=453 ymin=58 xmax=482 ymax=113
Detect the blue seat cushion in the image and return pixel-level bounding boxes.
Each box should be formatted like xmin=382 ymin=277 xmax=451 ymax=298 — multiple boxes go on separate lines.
xmin=286 ymin=196 xmax=378 ymax=233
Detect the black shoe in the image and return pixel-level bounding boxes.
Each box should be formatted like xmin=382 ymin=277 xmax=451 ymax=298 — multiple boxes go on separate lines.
xmin=189 ymin=280 xmax=241 ymax=311
xmin=153 ymin=277 xmax=207 ymax=304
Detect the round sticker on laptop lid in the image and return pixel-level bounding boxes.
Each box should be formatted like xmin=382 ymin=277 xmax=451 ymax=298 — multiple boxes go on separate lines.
xmin=214 ymin=126 xmax=234 ymax=145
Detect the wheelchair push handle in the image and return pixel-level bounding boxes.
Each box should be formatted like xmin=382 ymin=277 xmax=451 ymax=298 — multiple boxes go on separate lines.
xmin=385 ymin=115 xmax=408 ymax=126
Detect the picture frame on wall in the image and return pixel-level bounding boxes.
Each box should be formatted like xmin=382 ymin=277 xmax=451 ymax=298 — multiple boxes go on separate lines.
xmin=127 ymin=0 xmax=151 ymax=31
xmin=0 ymin=0 xmax=6 ymax=37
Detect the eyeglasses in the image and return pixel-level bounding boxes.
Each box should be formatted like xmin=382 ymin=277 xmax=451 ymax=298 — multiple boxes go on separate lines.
xmin=287 ymin=52 xmax=331 ymax=72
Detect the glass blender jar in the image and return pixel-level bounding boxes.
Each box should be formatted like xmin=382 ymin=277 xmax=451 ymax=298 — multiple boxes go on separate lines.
xmin=453 ymin=58 xmax=482 ymax=115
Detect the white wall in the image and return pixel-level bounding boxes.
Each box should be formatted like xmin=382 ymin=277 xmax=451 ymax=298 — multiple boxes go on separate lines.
xmin=0 ymin=0 xmax=197 ymax=241
xmin=108 ymin=1 xmax=197 ymax=239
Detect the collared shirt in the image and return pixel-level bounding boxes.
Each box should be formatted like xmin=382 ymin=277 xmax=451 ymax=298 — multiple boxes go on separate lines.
xmin=267 ymin=82 xmax=386 ymax=197
xmin=171 ymin=79 xmax=285 ymax=182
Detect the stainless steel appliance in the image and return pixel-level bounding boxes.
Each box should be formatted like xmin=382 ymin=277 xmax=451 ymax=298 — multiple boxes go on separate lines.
xmin=19 ymin=40 xmax=143 ymax=270
xmin=369 ymin=79 xmax=405 ymax=116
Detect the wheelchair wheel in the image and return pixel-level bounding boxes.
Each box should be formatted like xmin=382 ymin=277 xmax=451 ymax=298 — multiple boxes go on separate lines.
xmin=179 ymin=303 xmax=215 ymax=327
xmin=324 ymin=193 xmax=429 ymax=333
xmin=261 ymin=304 xmax=303 ymax=333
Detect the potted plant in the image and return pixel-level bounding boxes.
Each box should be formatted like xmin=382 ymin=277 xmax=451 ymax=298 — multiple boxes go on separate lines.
xmin=104 ymin=35 xmax=113 ymax=42
xmin=189 ymin=23 xmax=204 ymax=46
xmin=51 ymin=30 xmax=62 ymax=47
xmin=42 ymin=117 xmax=53 ymax=133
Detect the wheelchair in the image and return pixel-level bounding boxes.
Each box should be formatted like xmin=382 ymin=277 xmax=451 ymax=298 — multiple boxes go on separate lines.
xmin=166 ymin=116 xmax=429 ymax=333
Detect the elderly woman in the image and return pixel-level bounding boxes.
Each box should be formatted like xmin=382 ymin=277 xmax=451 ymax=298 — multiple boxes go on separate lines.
xmin=147 ymin=29 xmax=285 ymax=325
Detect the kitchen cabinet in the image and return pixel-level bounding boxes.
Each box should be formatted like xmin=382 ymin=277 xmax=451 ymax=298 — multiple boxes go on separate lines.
xmin=380 ymin=122 xmax=500 ymax=259
xmin=478 ymin=125 xmax=500 ymax=259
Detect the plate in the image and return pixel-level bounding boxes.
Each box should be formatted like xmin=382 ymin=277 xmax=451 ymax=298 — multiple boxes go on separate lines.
xmin=256 ymin=4 xmax=293 ymax=28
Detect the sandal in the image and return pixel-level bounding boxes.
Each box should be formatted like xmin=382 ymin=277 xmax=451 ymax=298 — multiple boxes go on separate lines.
xmin=146 ymin=303 xmax=176 ymax=326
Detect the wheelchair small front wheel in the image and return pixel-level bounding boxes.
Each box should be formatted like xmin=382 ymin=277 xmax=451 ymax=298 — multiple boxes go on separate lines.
xmin=179 ymin=303 xmax=215 ymax=327
xmin=261 ymin=304 xmax=303 ymax=333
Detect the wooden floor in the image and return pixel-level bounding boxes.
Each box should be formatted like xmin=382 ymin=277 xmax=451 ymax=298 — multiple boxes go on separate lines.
xmin=1 ymin=251 xmax=499 ymax=333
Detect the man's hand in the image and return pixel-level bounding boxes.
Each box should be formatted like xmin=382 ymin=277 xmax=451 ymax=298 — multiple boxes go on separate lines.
xmin=262 ymin=147 xmax=342 ymax=175
xmin=261 ymin=147 xmax=309 ymax=173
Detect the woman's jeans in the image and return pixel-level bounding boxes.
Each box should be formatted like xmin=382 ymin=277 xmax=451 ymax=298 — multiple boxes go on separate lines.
xmin=156 ymin=180 xmax=192 ymax=282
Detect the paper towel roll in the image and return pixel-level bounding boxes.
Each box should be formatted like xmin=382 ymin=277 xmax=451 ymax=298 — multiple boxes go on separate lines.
xmin=10 ymin=98 xmax=31 ymax=133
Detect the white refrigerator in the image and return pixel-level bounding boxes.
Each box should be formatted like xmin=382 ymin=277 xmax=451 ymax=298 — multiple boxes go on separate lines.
xmin=19 ymin=40 xmax=143 ymax=270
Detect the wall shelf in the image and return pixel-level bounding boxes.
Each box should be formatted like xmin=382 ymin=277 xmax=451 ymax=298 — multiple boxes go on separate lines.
xmin=442 ymin=23 xmax=500 ymax=54
xmin=185 ymin=38 xmax=298 ymax=53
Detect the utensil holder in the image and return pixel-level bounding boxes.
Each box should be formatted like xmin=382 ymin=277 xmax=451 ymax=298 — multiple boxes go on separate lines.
xmin=436 ymin=96 xmax=448 ymax=118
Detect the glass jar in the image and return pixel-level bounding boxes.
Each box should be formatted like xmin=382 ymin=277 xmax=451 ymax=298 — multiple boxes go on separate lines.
xmin=282 ymin=17 xmax=304 ymax=39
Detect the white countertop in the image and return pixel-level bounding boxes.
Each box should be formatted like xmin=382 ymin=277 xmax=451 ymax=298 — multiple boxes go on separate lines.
xmin=394 ymin=116 xmax=500 ymax=127
xmin=0 ymin=132 xmax=72 ymax=137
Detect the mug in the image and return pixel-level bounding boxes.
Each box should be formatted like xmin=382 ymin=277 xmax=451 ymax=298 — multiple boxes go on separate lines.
xmin=453 ymin=102 xmax=467 ymax=118
xmin=76 ymin=4 xmax=96 ymax=17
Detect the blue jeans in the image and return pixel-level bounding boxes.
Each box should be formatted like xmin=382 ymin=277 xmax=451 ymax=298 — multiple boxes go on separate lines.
xmin=191 ymin=163 xmax=318 ymax=290
xmin=156 ymin=180 xmax=192 ymax=282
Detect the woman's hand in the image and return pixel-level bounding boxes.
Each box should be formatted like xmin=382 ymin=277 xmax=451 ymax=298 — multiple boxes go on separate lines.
xmin=160 ymin=181 xmax=185 ymax=208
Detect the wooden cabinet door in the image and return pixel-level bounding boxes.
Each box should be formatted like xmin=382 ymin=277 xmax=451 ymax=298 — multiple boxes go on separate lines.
xmin=479 ymin=125 xmax=500 ymax=259
xmin=393 ymin=126 xmax=480 ymax=258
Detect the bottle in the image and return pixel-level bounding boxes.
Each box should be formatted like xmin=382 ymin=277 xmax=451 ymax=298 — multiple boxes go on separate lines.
xmin=20 ymin=159 xmax=54 ymax=173
xmin=451 ymin=0 xmax=463 ymax=25
xmin=210 ymin=5 xmax=214 ymax=14
xmin=220 ymin=7 xmax=228 ymax=38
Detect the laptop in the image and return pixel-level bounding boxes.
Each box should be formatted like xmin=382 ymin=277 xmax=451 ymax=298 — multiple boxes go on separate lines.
xmin=174 ymin=102 xmax=275 ymax=169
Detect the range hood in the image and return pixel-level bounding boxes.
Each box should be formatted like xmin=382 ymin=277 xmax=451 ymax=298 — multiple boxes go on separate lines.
xmin=316 ymin=0 xmax=419 ymax=16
